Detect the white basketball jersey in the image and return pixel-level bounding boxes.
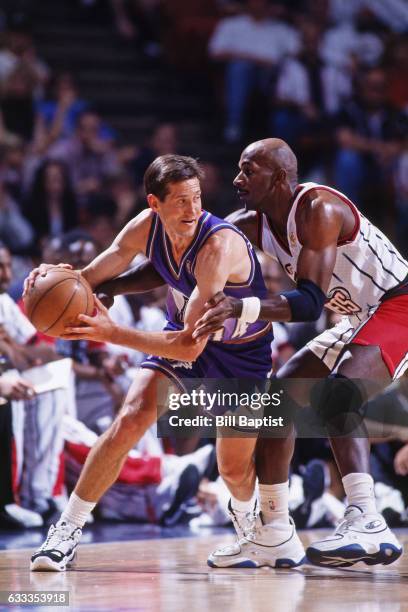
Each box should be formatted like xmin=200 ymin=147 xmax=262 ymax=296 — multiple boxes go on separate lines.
xmin=260 ymin=182 xmax=408 ymax=326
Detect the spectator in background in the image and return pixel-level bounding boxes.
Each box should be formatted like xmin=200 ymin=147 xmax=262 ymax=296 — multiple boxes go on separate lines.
xmin=82 ymin=193 xmax=119 ymax=249
xmin=320 ymin=7 xmax=384 ymax=72
xmin=36 ymin=73 xmax=89 ymax=141
xmin=334 ymin=66 xmax=406 ymax=229
xmin=271 ymin=19 xmax=351 ymax=178
xmin=130 ymin=122 xmax=178 ymax=190
xmin=48 ymin=110 xmax=119 ymax=197
xmin=0 ymin=27 xmax=49 ymax=97
xmin=106 ymin=172 xmax=140 ymax=227
xmin=0 ymin=148 xmax=33 ymax=253
xmin=0 ymin=137 xmax=26 ymax=202
xmin=0 ymin=63 xmax=36 ymax=142
xmin=110 ymin=0 xmax=163 ymax=57
xmin=208 ymin=0 xmax=300 ymax=142
xmin=385 ymin=37 xmax=408 ymax=112
xmin=23 ymin=160 xmax=78 ymax=247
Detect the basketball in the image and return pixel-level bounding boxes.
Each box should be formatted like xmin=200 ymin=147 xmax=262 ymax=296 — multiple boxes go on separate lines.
xmin=23 ymin=268 xmax=94 ymax=337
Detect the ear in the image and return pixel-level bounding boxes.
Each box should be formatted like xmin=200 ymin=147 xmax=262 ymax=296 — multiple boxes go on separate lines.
xmin=276 ymin=168 xmax=286 ymax=184
xmin=147 ymin=193 xmax=160 ymax=212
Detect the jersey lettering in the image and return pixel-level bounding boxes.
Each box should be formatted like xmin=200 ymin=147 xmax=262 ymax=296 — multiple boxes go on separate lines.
xmin=326 ymin=287 xmax=362 ymax=315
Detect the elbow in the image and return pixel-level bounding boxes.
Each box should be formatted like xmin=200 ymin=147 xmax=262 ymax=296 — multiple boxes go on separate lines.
xmin=178 ymin=333 xmax=206 ymax=362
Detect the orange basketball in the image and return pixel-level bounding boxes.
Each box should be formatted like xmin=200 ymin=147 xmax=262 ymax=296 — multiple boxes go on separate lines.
xmin=23 ymin=269 xmax=94 ymax=337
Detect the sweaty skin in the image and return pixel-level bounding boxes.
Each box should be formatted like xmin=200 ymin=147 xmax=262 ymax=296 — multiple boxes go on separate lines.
xmin=193 ymin=139 xmax=356 ymax=336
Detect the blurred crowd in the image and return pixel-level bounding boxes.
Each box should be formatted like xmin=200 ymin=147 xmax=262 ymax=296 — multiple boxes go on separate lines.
xmin=0 ymin=0 xmax=407 ymax=533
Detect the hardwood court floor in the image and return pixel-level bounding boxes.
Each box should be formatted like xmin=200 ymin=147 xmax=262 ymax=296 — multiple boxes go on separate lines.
xmin=1 ymin=531 xmax=408 ymax=611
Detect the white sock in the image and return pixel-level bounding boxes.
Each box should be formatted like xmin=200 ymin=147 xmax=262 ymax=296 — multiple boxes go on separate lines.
xmin=230 ymin=490 xmax=257 ymax=514
xmin=342 ymin=472 xmax=377 ymax=514
xmin=259 ymin=482 xmax=290 ymax=527
xmin=60 ymin=492 xmax=96 ymax=529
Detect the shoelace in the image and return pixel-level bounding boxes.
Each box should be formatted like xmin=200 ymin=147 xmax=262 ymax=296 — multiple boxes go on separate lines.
xmin=40 ymin=523 xmax=78 ymax=550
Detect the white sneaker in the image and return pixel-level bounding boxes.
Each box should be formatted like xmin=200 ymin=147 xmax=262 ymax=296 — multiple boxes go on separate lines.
xmin=228 ymin=499 xmax=258 ymax=539
xmin=306 ymin=505 xmax=403 ymax=568
xmin=208 ymin=515 xmax=306 ymax=568
xmin=30 ymin=521 xmax=82 ymax=572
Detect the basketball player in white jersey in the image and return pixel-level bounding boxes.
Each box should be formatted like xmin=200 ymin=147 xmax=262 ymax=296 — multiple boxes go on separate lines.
xmin=193 ymin=138 xmax=407 ymax=568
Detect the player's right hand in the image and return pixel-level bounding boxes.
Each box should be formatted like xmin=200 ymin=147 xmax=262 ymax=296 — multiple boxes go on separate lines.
xmin=23 ymin=263 xmax=73 ymax=296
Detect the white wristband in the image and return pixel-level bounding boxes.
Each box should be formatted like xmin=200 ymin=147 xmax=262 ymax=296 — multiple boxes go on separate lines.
xmin=239 ymin=297 xmax=261 ymax=323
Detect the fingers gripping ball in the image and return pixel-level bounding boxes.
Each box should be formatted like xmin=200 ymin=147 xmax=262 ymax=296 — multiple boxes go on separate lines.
xmin=23 ymin=269 xmax=94 ymax=337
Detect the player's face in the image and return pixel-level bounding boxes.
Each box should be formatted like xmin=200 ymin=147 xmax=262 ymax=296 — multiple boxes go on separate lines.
xmin=152 ymin=178 xmax=202 ymax=239
xmin=0 ymin=248 xmax=12 ymax=293
xmin=233 ymin=153 xmax=279 ymax=211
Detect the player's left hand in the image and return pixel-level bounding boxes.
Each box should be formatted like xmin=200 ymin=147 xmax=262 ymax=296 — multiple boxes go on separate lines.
xmin=193 ymin=291 xmax=242 ymax=339
xmin=61 ymin=296 xmax=117 ymax=342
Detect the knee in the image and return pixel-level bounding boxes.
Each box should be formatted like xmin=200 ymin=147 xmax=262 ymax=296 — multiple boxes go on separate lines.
xmin=310 ymin=374 xmax=366 ymax=435
xmin=218 ymin=454 xmax=253 ymax=486
xmin=108 ymin=396 xmax=156 ymax=446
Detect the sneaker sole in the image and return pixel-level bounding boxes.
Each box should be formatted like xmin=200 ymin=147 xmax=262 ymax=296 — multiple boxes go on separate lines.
xmin=306 ymin=543 xmax=403 ymax=568
xmin=207 ymin=555 xmax=306 ymax=569
xmin=30 ymin=550 xmax=76 ymax=572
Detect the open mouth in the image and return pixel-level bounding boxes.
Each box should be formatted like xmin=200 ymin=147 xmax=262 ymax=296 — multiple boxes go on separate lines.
xmin=236 ymin=189 xmax=249 ymax=199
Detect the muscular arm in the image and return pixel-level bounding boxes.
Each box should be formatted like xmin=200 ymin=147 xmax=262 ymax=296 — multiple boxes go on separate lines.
xmin=65 ymin=232 xmax=237 ymax=362
xmin=80 ymin=209 xmax=152 ymax=289
xmin=194 ymin=197 xmax=343 ymax=335
xmin=95 ymin=258 xmax=165 ymax=301
xmin=257 ymin=197 xmax=341 ymax=321
xmin=225 ymin=208 xmax=260 ymax=248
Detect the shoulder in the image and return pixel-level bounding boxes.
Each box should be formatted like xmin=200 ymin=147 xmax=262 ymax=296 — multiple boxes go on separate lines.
xmin=114 ymin=208 xmax=154 ymax=249
xmin=124 ymin=208 xmax=154 ymax=232
xmin=297 ymin=189 xmax=344 ymax=244
xmin=226 ymin=208 xmax=260 ymax=246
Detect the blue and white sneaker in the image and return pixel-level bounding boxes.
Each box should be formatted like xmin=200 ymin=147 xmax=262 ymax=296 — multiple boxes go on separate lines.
xmin=306 ymin=505 xmax=403 ymax=568
xmin=30 ymin=521 xmax=82 ymax=571
xmin=208 ymin=515 xmax=305 ymax=568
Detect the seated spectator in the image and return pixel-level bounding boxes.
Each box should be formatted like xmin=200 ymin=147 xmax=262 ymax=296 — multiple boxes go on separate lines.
xmin=109 ymin=0 xmax=163 ymax=57
xmin=208 ymin=0 xmax=300 ymax=142
xmin=0 ymin=149 xmax=33 ymax=253
xmin=23 ymin=159 xmax=78 ymax=247
xmin=82 ymin=194 xmax=119 ymax=248
xmin=48 ymin=110 xmax=119 ymax=198
xmin=0 ymin=27 xmax=49 ymax=97
xmin=333 ymin=67 xmax=407 ymax=228
xmin=271 ymin=19 xmax=351 ymax=176
xmin=36 ymin=73 xmax=89 ymax=143
xmin=320 ymin=9 xmax=384 ymax=72
xmin=63 ymin=414 xmax=215 ymax=525
xmin=0 ymin=242 xmax=72 ymax=523
xmin=0 ymin=63 xmax=36 ymax=142
xmin=130 ymin=123 xmax=178 ymax=191
xmin=385 ymin=36 xmax=408 ymax=112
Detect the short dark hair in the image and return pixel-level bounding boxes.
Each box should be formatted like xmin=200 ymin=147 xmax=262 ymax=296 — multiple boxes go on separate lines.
xmin=144 ymin=154 xmax=204 ymax=201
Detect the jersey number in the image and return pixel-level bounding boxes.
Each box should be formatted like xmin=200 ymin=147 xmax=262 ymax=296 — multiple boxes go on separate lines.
xmin=326 ymin=287 xmax=361 ymax=315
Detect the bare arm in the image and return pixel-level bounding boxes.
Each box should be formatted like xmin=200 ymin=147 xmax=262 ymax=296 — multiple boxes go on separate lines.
xmin=95 ymin=258 xmax=165 ymax=305
xmin=81 ymin=209 xmax=152 ymax=289
xmin=24 ymin=209 xmax=153 ymax=295
xmin=225 ymin=208 xmax=260 ymax=248
xmin=194 ymin=197 xmax=342 ymax=336
xmin=63 ymin=232 xmax=237 ymax=362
